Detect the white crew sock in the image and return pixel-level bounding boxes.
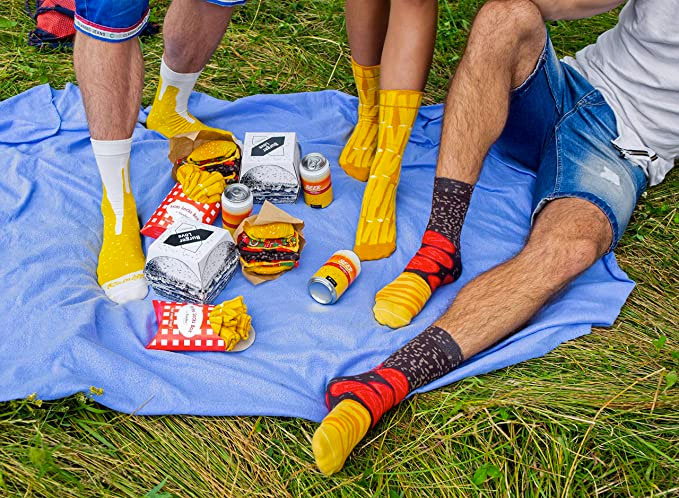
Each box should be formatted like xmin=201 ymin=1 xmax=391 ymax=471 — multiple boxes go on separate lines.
xmin=158 ymin=57 xmax=202 ymax=122
xmin=91 ymin=138 xmax=133 ymax=234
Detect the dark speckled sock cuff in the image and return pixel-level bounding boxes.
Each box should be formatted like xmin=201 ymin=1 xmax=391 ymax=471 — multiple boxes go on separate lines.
xmin=382 ymin=325 xmax=463 ymax=391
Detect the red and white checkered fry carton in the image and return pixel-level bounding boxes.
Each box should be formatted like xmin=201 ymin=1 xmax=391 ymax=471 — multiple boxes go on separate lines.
xmin=141 ymin=183 xmax=220 ymax=239
xmin=147 ymin=300 xmax=227 ymax=351
xmin=147 ymin=300 xmax=258 ymax=352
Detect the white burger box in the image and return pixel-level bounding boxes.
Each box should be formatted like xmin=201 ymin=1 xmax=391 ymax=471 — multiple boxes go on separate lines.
xmin=240 ymin=132 xmax=301 ymax=204
xmin=144 ymin=220 xmax=239 ymax=304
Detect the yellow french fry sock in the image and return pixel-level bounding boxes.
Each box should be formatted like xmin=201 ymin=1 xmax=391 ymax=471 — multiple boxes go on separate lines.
xmin=313 ymin=326 xmax=464 ymax=475
xmin=147 ymin=58 xmax=230 ymax=139
xmin=92 ymin=139 xmax=148 ymax=304
xmin=339 ymin=59 xmax=380 ymax=182
xmin=208 ymin=297 xmax=251 ymax=351
xmin=176 ymin=164 xmax=226 ymax=204
xmin=353 ymin=90 xmax=423 ymax=260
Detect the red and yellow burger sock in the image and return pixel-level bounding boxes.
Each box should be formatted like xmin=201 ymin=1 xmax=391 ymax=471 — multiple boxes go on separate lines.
xmin=339 ymin=59 xmax=380 ymax=182
xmin=92 ymin=138 xmax=148 ymax=304
xmin=147 ymin=57 xmax=231 ymax=139
xmin=354 ymin=90 xmax=423 ymax=261
xmin=373 ymin=177 xmax=474 ymax=328
xmin=312 ymin=325 xmax=464 ymax=475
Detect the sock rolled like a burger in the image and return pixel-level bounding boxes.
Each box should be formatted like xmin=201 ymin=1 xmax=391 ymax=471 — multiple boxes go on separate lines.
xmin=238 ymin=222 xmax=301 ymax=275
xmin=175 ymin=140 xmax=241 ymax=184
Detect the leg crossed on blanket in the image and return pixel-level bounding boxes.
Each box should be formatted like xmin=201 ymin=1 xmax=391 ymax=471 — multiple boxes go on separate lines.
xmin=314 ymin=197 xmax=613 ymax=475
xmin=314 ymin=0 xmax=644 ymax=475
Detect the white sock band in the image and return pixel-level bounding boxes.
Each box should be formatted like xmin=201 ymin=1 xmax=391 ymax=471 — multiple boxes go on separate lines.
xmin=91 ymin=137 xmax=133 ymax=235
xmin=158 ymin=56 xmax=201 ymax=122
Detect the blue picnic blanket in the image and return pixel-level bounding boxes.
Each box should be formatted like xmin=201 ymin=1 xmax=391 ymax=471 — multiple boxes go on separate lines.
xmin=0 ymin=84 xmax=634 ymax=421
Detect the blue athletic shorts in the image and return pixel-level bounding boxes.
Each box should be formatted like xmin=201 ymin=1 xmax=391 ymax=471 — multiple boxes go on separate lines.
xmin=74 ymin=0 xmax=246 ymax=42
xmin=493 ymin=34 xmax=647 ymax=251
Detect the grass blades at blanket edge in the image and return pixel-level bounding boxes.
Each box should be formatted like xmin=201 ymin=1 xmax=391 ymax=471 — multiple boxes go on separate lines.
xmin=1 ymin=0 xmax=678 ymax=496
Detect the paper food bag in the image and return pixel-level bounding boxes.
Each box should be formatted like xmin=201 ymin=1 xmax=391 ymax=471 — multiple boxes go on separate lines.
xmin=234 ymin=201 xmax=305 ymax=285
xmin=168 ymin=129 xmax=241 ymax=180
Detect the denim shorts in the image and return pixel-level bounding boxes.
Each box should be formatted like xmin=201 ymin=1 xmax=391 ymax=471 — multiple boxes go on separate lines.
xmin=493 ymin=34 xmax=647 ymax=251
xmin=74 ymin=0 xmax=246 ymax=42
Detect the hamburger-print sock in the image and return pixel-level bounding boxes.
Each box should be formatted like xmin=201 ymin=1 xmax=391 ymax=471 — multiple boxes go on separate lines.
xmin=339 ymin=59 xmax=380 ymax=182
xmin=312 ymin=325 xmax=464 ymax=475
xmin=147 ymin=57 xmax=225 ymax=138
xmin=92 ymin=138 xmax=148 ymax=304
xmin=373 ymin=177 xmax=473 ymax=328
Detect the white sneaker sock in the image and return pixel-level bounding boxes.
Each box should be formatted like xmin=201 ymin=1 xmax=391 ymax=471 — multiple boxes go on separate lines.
xmin=91 ymin=138 xmax=133 ymax=234
xmin=158 ymin=57 xmax=202 ymax=123
xmin=91 ymin=137 xmax=148 ymax=304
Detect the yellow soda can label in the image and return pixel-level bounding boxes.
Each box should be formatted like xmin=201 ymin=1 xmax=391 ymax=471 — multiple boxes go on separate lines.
xmin=309 ymin=250 xmax=361 ymax=304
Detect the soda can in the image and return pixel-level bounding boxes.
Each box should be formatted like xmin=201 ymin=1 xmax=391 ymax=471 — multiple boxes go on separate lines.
xmin=221 ymin=183 xmax=253 ymax=234
xmin=308 ymin=250 xmax=361 ymax=304
xmin=299 ymin=152 xmax=333 ymax=209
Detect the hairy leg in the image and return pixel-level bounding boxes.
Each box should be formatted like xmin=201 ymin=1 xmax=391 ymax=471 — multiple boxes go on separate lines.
xmin=437 ymin=0 xmax=546 ymax=183
xmin=315 ymin=197 xmax=613 ymax=475
xmin=147 ymin=0 xmax=236 ymax=138
xmin=74 ymin=33 xmax=147 ymax=303
xmin=163 ymin=0 xmax=235 ymax=73
xmin=438 ymin=197 xmax=613 ymax=357
xmin=74 ymin=35 xmax=143 ymax=139
xmin=373 ymin=0 xmax=548 ymax=327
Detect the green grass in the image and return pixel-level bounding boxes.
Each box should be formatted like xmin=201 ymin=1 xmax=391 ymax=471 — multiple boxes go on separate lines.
xmin=1 ymin=0 xmax=678 ymax=496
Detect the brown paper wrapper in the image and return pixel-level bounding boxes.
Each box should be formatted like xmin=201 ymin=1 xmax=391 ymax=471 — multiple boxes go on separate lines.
xmin=168 ymin=129 xmax=239 ymax=181
xmin=234 ymin=201 xmax=305 ymax=285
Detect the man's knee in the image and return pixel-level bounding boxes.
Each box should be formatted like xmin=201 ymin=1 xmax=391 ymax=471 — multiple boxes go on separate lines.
xmin=471 ymin=0 xmax=545 ymax=49
xmin=524 ymin=198 xmax=612 ymax=283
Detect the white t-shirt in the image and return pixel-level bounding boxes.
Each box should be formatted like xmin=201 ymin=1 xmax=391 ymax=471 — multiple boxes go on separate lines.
xmin=562 ymin=0 xmax=679 ymax=186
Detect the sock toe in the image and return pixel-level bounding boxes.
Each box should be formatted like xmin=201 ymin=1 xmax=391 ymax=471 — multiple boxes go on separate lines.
xmin=373 ymin=299 xmax=413 ymax=328
xmin=103 ymin=273 xmax=148 ymax=304
xmin=313 ymin=400 xmax=371 ymax=476
xmin=353 ymin=242 xmax=396 ymax=261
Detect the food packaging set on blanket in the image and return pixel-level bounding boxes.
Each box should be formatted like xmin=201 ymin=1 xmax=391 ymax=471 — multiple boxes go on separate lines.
xmin=0 ymin=84 xmax=636 ymax=420
xmin=240 ymin=132 xmax=301 ymax=204
xmin=144 ymin=220 xmax=240 ymax=304
xmin=148 ymin=298 xmax=254 ymax=352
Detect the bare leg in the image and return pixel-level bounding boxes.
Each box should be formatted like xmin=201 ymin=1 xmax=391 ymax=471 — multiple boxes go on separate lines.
xmin=314 ymin=197 xmax=612 ymax=475
xmin=147 ymin=0 xmax=236 ymax=138
xmin=163 ymin=0 xmax=235 ymax=73
xmin=74 ymin=33 xmax=148 ymax=303
xmin=437 ymin=0 xmax=546 ymax=183
xmin=74 ymin=35 xmax=143 ymax=139
xmin=380 ymin=0 xmax=437 ymax=91
xmin=351 ymin=0 xmax=438 ymax=259
xmin=439 ymin=198 xmax=613 ymax=357
xmin=339 ymin=0 xmax=389 ymax=181
xmin=345 ymin=0 xmax=390 ymax=66
xmin=372 ymin=0 xmax=547 ymax=327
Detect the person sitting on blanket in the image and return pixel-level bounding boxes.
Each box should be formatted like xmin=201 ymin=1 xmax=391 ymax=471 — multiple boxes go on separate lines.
xmin=312 ymin=0 xmax=679 ymax=475
xmin=337 ymin=0 xmax=437 ymax=262
xmin=73 ymin=0 xmax=243 ymax=304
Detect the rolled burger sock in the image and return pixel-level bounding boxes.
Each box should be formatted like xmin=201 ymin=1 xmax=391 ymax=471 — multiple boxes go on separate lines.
xmin=147 ymin=57 xmax=226 ymax=138
xmin=312 ymin=325 xmax=463 ymax=475
xmin=338 ymin=59 xmax=380 ymax=182
xmin=353 ymin=90 xmax=423 ymax=261
xmin=92 ymin=138 xmax=148 ymax=304
xmin=373 ymin=177 xmax=474 ymax=328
